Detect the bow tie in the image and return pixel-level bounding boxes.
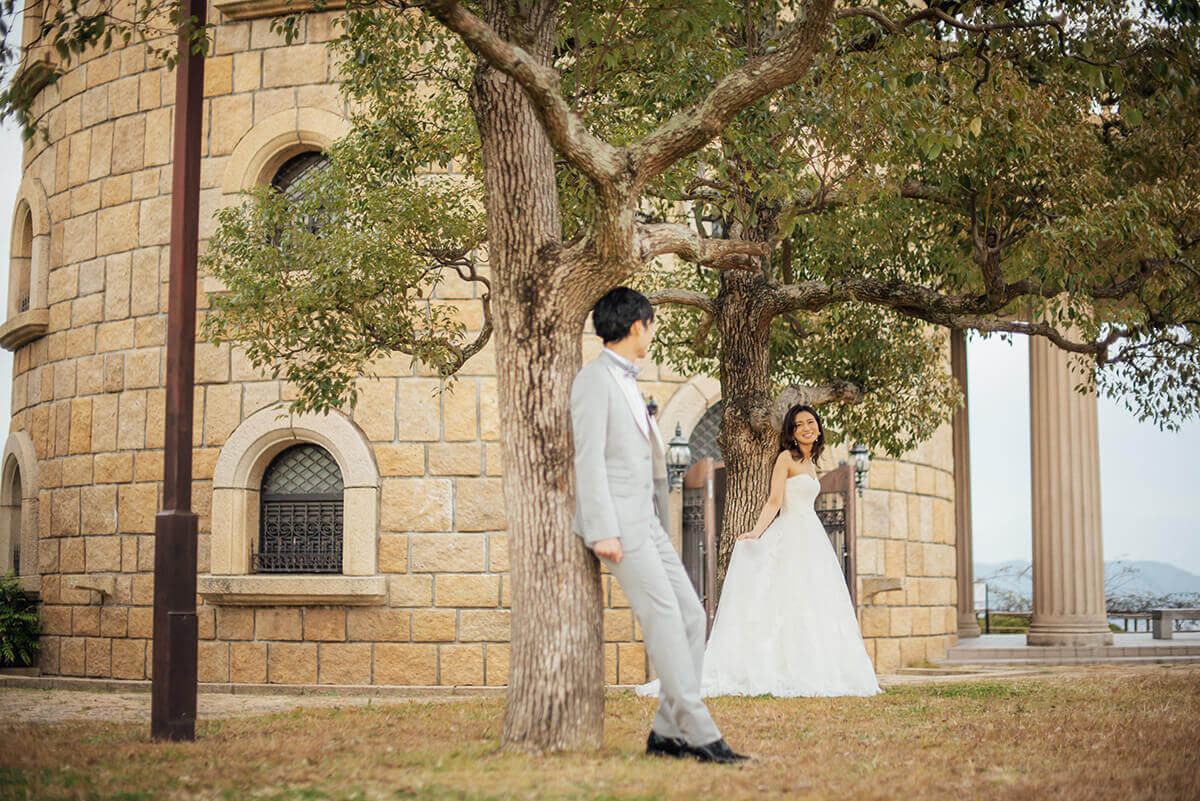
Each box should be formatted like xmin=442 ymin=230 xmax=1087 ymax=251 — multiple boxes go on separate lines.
xmin=606 ymin=351 xmax=641 ymax=379
xmin=617 ymin=361 xmax=641 ymax=380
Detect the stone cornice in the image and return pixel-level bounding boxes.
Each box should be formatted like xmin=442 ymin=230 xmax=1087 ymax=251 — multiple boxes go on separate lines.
xmin=214 ymin=0 xmax=347 ymax=21
xmin=0 ymin=309 xmax=49 ymax=351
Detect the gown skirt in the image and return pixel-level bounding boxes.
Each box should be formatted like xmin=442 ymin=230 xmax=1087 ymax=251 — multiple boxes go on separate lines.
xmin=640 ymin=473 xmax=881 ymax=698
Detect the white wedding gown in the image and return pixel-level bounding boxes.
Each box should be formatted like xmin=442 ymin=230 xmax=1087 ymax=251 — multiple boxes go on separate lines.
xmin=640 ymin=473 xmax=881 ymax=698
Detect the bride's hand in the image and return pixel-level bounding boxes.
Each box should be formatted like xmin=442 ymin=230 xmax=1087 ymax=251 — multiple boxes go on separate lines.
xmin=737 ymin=531 xmax=761 ymax=541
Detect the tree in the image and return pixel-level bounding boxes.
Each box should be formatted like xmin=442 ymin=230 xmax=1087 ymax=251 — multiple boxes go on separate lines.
xmin=5 ymin=0 xmax=1197 ymax=753
xmin=629 ymin=3 xmax=1200 ymax=584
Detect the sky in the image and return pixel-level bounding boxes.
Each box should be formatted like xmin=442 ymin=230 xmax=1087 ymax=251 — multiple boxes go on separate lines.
xmin=0 ymin=106 xmax=1197 ymax=579
xmin=966 ymin=334 xmax=1200 ymax=574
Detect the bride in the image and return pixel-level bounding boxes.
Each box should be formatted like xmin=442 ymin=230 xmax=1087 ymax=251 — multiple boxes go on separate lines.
xmin=642 ymin=403 xmax=880 ymax=698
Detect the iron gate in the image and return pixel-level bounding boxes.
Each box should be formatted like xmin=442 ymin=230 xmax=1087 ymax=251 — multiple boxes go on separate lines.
xmin=681 ymin=458 xmax=720 ymax=633
xmin=816 ymin=463 xmax=857 ymax=607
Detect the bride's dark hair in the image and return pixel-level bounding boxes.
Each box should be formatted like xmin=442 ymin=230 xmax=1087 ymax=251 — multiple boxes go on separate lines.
xmin=779 ymin=404 xmax=825 ymax=466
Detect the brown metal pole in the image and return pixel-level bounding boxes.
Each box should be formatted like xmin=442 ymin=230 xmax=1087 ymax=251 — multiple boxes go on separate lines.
xmin=151 ymin=0 xmax=206 ymax=742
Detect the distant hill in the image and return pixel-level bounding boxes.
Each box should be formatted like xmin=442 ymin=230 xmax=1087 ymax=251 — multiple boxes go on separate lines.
xmin=974 ymin=560 xmax=1200 ymax=607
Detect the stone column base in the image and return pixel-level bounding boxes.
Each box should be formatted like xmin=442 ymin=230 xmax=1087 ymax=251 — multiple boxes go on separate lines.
xmin=957 ymin=612 xmax=982 ymax=639
xmin=1027 ymin=617 xmax=1114 ymax=647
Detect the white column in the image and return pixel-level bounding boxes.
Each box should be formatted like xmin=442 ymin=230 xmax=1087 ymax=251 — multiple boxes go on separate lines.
xmin=1027 ymin=336 xmax=1112 ymax=646
xmin=951 ymin=331 xmax=981 ymax=638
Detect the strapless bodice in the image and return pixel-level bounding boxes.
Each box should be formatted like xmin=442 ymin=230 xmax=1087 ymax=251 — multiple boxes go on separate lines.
xmin=781 ymin=473 xmax=820 ymax=514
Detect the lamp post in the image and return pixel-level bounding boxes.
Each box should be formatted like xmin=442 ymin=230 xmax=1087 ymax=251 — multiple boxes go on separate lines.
xmin=850 ymin=443 xmax=870 ymax=496
xmin=151 ymin=0 xmax=205 ymax=742
xmin=666 ymin=423 xmax=691 ymax=491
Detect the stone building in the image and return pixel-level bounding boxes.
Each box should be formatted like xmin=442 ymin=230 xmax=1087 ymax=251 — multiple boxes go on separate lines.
xmin=0 ymin=1 xmax=1110 ymax=687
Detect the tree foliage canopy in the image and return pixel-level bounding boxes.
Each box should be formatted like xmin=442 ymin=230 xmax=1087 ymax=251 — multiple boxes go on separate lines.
xmin=630 ymin=0 xmax=1200 ymax=436
xmin=2 ymin=0 xmax=1198 ymax=433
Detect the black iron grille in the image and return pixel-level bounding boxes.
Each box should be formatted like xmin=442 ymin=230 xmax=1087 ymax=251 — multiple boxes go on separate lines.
xmin=256 ymin=500 xmax=343 ymax=573
xmin=255 ymin=444 xmax=343 ymax=574
xmin=271 ymin=151 xmax=330 ymax=200
xmin=272 ymin=151 xmax=330 ymax=235
xmin=681 ymin=487 xmax=708 ymax=598
xmin=815 ymin=491 xmax=850 ymax=581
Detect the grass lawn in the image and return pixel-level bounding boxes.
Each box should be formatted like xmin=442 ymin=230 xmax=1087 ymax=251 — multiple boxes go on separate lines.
xmin=1 ymin=665 xmax=1197 ymax=801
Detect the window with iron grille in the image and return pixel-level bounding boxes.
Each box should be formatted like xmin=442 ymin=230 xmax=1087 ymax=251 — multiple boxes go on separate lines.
xmin=688 ymin=402 xmax=724 ymax=466
xmin=271 ymin=151 xmax=330 ymax=234
xmin=255 ymin=444 xmax=344 ymax=574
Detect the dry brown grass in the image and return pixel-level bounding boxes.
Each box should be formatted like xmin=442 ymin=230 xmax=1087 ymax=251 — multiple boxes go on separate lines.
xmin=1 ymin=664 xmax=1198 ymax=801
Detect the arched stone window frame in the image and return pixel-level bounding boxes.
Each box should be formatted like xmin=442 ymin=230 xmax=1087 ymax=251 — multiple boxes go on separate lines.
xmin=221 ymin=107 xmax=348 ymax=195
xmin=658 ymin=375 xmax=722 ymax=446
xmin=204 ymin=107 xmax=349 ymax=295
xmin=198 ymin=407 xmax=385 ymax=606
xmin=0 ymin=177 xmax=51 ymax=351
xmin=1 ymin=431 xmax=40 ymax=594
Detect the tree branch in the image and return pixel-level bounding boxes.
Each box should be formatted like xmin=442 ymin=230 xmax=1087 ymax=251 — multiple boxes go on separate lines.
xmin=635 ymin=222 xmax=768 ymax=270
xmin=768 ymin=274 xmax=1130 ymax=360
xmin=645 ymin=288 xmax=720 ymax=357
xmin=776 ymin=178 xmax=963 ymax=225
xmin=644 ymin=288 xmax=717 ymax=315
xmin=899 ymin=179 xmax=961 ymax=208
xmin=939 ymin=317 xmax=1120 ymax=360
xmin=421 ymin=0 xmax=625 ymax=184
xmin=440 ymin=258 xmax=494 ymax=374
xmin=746 ymin=381 xmax=862 ymax=434
xmin=628 ymin=0 xmax=837 ymax=184
xmin=834 ymin=6 xmax=1065 ymax=38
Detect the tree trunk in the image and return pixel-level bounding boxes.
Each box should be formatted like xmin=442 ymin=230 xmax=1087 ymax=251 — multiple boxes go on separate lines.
xmin=470 ymin=1 xmax=605 ymax=752
xmin=713 ymin=271 xmax=777 ymax=595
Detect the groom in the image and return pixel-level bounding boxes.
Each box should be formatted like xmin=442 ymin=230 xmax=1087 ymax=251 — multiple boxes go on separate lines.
xmin=571 ymin=287 xmax=748 ymax=764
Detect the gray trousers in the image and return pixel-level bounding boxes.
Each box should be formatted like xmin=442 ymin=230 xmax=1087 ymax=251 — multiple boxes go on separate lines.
xmin=600 ymin=523 xmax=722 ymax=746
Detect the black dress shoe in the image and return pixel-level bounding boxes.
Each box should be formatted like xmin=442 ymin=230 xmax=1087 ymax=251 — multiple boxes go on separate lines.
xmin=646 ymin=730 xmax=687 ymax=758
xmin=684 ymin=738 xmax=751 ymax=764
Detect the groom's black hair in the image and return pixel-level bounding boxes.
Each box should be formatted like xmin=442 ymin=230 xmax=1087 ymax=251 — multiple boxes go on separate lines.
xmin=593 ymin=287 xmax=655 ymax=343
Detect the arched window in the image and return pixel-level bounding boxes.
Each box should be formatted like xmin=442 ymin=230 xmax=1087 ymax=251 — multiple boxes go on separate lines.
xmin=255 ymin=444 xmax=344 ymax=574
xmin=11 ymin=206 xmax=32 ymax=315
xmin=271 ymin=151 xmax=329 ymax=235
xmin=271 ymin=150 xmax=329 ymax=197
xmin=688 ymin=402 xmax=724 ymax=466
xmin=2 ymin=179 xmax=51 ymax=351
xmin=0 ymin=433 xmax=37 ymax=588
xmin=202 ymin=408 xmax=384 ymax=604
xmin=1 ymin=458 xmax=20 ymax=574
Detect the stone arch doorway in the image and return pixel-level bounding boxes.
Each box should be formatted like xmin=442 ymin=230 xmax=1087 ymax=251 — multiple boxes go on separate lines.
xmin=687 ymin=401 xmax=723 ymax=466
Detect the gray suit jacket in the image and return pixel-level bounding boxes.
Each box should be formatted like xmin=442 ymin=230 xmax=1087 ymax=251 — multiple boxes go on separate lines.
xmin=570 ymin=352 xmax=671 ymax=547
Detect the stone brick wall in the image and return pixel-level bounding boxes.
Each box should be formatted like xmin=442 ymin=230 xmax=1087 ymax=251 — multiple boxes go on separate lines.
xmin=6 ymin=5 xmax=958 ymax=685
xmin=855 ymin=425 xmax=959 ymax=671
